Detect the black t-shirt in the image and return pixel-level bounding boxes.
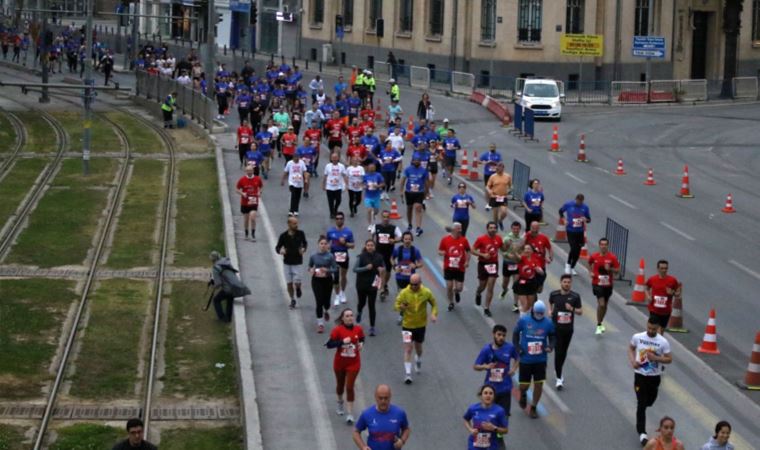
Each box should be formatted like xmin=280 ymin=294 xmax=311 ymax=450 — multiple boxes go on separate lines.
xmin=112 ymin=439 xmax=158 ymax=450
xmin=355 ymin=251 xmax=385 ymax=290
xmin=373 ymin=223 xmax=398 ymax=254
xmin=548 ymin=289 xmax=582 ymax=331
xmin=275 ymin=229 xmax=308 ymax=265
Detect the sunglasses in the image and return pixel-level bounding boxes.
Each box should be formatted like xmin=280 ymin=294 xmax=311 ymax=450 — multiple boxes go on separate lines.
xmin=409 ymin=282 xmax=421 ymax=286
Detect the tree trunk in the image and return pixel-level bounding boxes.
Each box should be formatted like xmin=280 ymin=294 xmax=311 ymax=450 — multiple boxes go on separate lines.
xmin=720 ymin=0 xmax=743 ymax=98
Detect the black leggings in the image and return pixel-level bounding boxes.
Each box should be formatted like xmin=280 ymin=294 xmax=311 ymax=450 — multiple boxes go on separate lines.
xmin=567 ymin=231 xmax=585 ymax=268
xmin=238 ymin=108 xmax=249 ymax=125
xmin=311 ymin=276 xmax=333 ymax=319
xmin=524 ymin=212 xmax=543 ymax=228
xmin=356 ymin=287 xmax=378 ymax=326
xmin=383 ymin=171 xmax=395 ymax=192
xmin=289 ymin=186 xmax=302 ymax=213
xmin=348 ymin=190 xmax=362 ymax=214
xmin=554 ymin=329 xmax=573 ymax=378
xmin=238 ymin=143 xmax=250 ymax=165
xmin=634 ymin=373 xmax=661 ymax=434
xmin=217 ymin=95 xmax=228 ymax=115
xmin=326 ymin=189 xmax=343 ymax=217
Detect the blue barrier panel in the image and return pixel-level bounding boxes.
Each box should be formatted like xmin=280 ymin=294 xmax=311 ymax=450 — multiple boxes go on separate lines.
xmin=523 ymin=108 xmax=537 ymax=142
xmin=605 ymin=217 xmax=632 ymax=285
xmin=511 ymin=103 xmax=523 ymax=135
xmin=511 ymin=159 xmax=530 ymax=207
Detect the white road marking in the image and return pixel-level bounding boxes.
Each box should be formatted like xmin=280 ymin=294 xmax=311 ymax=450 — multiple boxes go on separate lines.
xmin=564 ymin=172 xmax=587 ymax=184
xmin=549 ymin=154 xmax=557 ymax=165
xmin=595 ymin=167 xmax=608 ymax=173
xmin=660 ymin=222 xmax=696 ymax=241
xmin=728 ymin=259 xmax=760 ymax=281
xmin=467 ymin=139 xmax=475 ymax=145
xmin=608 ymin=194 xmax=638 ymax=210
xmin=488 ymin=130 xmax=497 ymax=136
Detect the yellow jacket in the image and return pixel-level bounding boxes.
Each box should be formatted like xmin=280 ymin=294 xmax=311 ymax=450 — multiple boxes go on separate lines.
xmin=394 ymin=285 xmax=437 ymax=329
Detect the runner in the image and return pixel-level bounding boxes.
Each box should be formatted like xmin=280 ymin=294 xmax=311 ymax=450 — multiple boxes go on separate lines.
xmin=363 ymin=163 xmax=385 ymax=227
xmin=235 ymin=164 xmax=263 ymax=241
xmin=523 ymin=221 xmax=552 ymax=296
xmin=391 ymin=232 xmax=423 ymax=326
xmin=280 ymin=152 xmax=308 ymax=216
xmin=628 ymin=316 xmax=673 ymax=446
xmin=394 ymin=273 xmax=437 ymax=384
xmin=387 ymin=124 xmax=406 ymax=178
xmin=353 ymin=384 xmax=411 ymax=450
xmin=255 ymin=122 xmax=274 ymax=177
xmin=522 ymin=179 xmax=544 ymax=227
xmin=322 ymin=152 xmax=348 ymax=219
xmin=513 ymin=244 xmax=543 ymax=314
xmin=325 ymin=110 xmax=346 ymax=152
xmin=243 ymin=143 xmax=264 ymax=170
xmin=399 ymin=156 xmax=430 ymax=237
xmin=643 ymin=417 xmax=685 ymax=450
xmin=473 ymin=324 xmax=519 ymax=420
xmin=547 ymin=274 xmax=582 ymax=390
xmin=426 ymin=143 xmax=441 ymax=197
xmin=472 ymin=222 xmax=504 ymax=317
xmin=701 ymin=421 xmax=734 ymax=450
xmin=450 ymin=182 xmax=476 ymax=237
xmin=480 ymin=143 xmax=502 ymax=210
xmin=378 ymin=142 xmax=403 ymax=200
xmin=308 ymin=237 xmax=338 ymax=332
xmin=325 ymin=308 xmax=365 ymax=424
xmin=513 ymin=300 xmax=555 ymax=419
xmin=500 ymin=221 xmax=524 ymax=312
xmin=353 ymin=239 xmax=386 ymax=336
xmin=462 ymin=385 xmax=509 ymax=450
xmin=236 ymin=119 xmax=254 ymax=168
xmin=442 ymin=128 xmax=461 ymax=185
xmin=369 ymin=210 xmax=402 ymax=302
xmin=327 ymin=212 xmax=356 ymax=306
xmin=438 ymin=222 xmax=471 ymax=312
xmin=275 ymin=217 xmax=308 ymax=309
xmin=645 ymin=260 xmax=681 ymax=334
xmin=346 ymin=156 xmax=366 ymax=218
xmin=281 ymin=125 xmax=298 ymax=162
xmin=272 ymin=106 xmax=290 ymax=158
xmin=303 ymin=120 xmax=323 ymax=176
xmin=296 ymin=137 xmax=319 ymax=196
xmin=588 ymin=238 xmax=621 ymax=335
xmin=485 ymin=162 xmax=512 ymax=230
xmin=559 ymin=193 xmax=591 ymax=275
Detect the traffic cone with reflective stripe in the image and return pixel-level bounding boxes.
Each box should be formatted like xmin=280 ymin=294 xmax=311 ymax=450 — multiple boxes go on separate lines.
xmin=579 ymin=228 xmax=589 ymax=261
xmin=628 ymin=258 xmax=647 ymax=305
xmin=375 ymin=98 xmax=383 ymax=122
xmin=615 ymin=159 xmax=626 ymax=175
xmin=552 ymin=216 xmax=567 ymax=243
xmin=698 ymin=309 xmax=721 ymax=355
xmin=576 ymin=134 xmax=587 ymax=162
xmin=549 ymin=126 xmax=560 ymax=152
xmin=644 ymin=168 xmax=656 ymax=185
xmin=389 ymin=199 xmax=402 ymax=220
xmin=469 ymin=151 xmax=480 ymax=181
xmin=677 ymin=164 xmax=694 ymax=198
xmin=666 ymin=287 xmax=689 ymax=333
xmin=721 ymin=194 xmax=736 ymax=213
xmin=405 ymin=116 xmax=414 ymax=141
xmin=459 ymin=150 xmax=469 ymax=176
xmin=737 ymin=332 xmax=760 ymax=390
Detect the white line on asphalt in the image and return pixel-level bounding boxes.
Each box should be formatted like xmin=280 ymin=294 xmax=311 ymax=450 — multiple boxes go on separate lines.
xmin=467 ymin=139 xmax=475 ymax=145
xmin=608 ymin=194 xmax=638 ymax=210
xmin=728 ymin=259 xmax=760 ymax=281
xmin=488 ymin=130 xmax=497 ymax=136
xmin=564 ymin=172 xmax=587 ymax=184
xmin=660 ymin=222 xmax=696 ymax=241
xmin=549 ymin=154 xmax=557 ymax=165
xmin=595 ymin=167 xmax=608 ymax=173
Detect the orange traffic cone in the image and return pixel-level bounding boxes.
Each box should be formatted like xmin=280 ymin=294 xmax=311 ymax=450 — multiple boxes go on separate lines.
xmin=502 ymin=114 xmax=511 ymax=128
xmin=629 ymin=258 xmax=647 ymax=305
xmin=698 ymin=309 xmax=721 ymax=355
xmin=615 ymin=159 xmax=626 ymax=175
xmin=644 ymin=168 xmax=656 ymax=185
xmin=549 ymin=126 xmax=560 ymax=152
xmin=389 ymin=199 xmax=402 ymax=220
xmin=459 ymin=150 xmax=469 ymax=176
xmin=469 ymin=151 xmax=480 ymax=181
xmin=375 ymin=98 xmax=383 ymax=122
xmin=552 ymin=216 xmax=567 ymax=243
xmin=405 ymin=116 xmax=414 ymax=141
xmin=666 ymin=287 xmax=689 ymax=333
xmin=579 ymin=228 xmax=589 ymax=261
xmin=737 ymin=331 xmax=760 ymax=390
xmin=721 ymin=194 xmax=736 ymax=213
xmin=576 ymin=134 xmax=587 ymax=162
xmin=677 ymin=164 xmax=694 ymax=198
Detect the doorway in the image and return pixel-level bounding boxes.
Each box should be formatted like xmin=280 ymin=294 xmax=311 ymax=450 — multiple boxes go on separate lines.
xmin=690 ymin=11 xmax=709 ymax=79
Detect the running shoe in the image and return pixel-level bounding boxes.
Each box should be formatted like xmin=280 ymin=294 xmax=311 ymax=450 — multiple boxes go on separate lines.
xmin=475 ymin=293 xmax=482 ymax=306
xmin=303 ymin=192 xmax=309 ymax=198
xmin=415 ymin=359 xmax=421 ymax=373
xmin=485 ymin=204 xmax=492 ymax=211
xmin=345 ymin=414 xmax=355 ymax=425
xmin=404 ymin=376 xmax=413 ymax=385
xmin=483 ymin=308 xmax=492 ymax=317
xmin=415 ymin=227 xmax=423 ymax=237
xmin=407 ymin=224 xmax=413 ymax=231
xmin=369 ymin=327 xmax=376 ymax=336
xmin=512 ymin=304 xmax=520 ymax=313
xmin=447 ymin=177 xmax=452 ymax=186
xmin=518 ymin=393 xmax=527 ymax=409
xmin=251 ymin=236 xmax=257 ymax=242
xmin=336 ymin=401 xmax=345 ymax=416
xmin=595 ymin=324 xmax=604 ymax=335
xmin=447 ymin=303 xmax=455 ymax=312
xmin=324 ymin=311 xmax=330 ymax=321
xmin=529 ymin=406 xmax=538 ymax=419
xmin=293 ymin=212 xmax=299 ymax=217
xmin=397 ymin=314 xmax=403 ymax=325
xmin=356 ymin=313 xmax=362 ymax=323
xmin=333 ymin=296 xmax=341 ymax=307
xmin=455 ymin=292 xmax=461 ymax=303
xmin=600 ymin=324 xmax=606 ymax=333
xmin=564 ymin=263 xmax=571 ymax=275
xmin=289 ymin=299 xmax=296 ymax=309
xmin=639 ymin=434 xmax=649 ymax=447
xmin=571 ymin=268 xmax=578 ymax=276
xmin=296 ymin=286 xmax=302 ymax=298
xmin=317 ymin=324 xmax=324 ymax=334
xmin=340 ymin=292 xmax=347 ymax=304
xmin=556 ymin=377 xmax=564 ymax=390
xmin=499 ymin=288 xmax=507 ymax=299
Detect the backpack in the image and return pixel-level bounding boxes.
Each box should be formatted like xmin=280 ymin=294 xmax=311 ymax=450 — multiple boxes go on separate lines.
xmin=220 ymin=266 xmax=252 ymax=297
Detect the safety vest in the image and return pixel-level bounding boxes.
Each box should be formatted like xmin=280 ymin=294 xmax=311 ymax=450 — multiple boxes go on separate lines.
xmin=366 ymin=76 xmax=376 ymax=92
xmin=390 ymin=84 xmax=400 ymax=101
xmin=355 ymin=74 xmax=366 ymax=88
xmin=161 ymin=95 xmax=175 ymax=112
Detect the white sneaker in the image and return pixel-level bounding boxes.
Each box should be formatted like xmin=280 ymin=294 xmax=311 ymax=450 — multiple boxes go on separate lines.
xmin=345 ymin=414 xmax=355 ymax=424
xmin=639 ymin=434 xmax=648 ymax=446
xmin=340 ymin=292 xmax=347 ymax=304
xmin=336 ymin=401 xmax=345 ymax=416
xmin=485 ymin=205 xmax=492 ymax=211
xmin=414 ymin=358 xmax=421 ymax=373
xmin=564 ymin=264 xmax=571 ymax=275
xmin=333 ymin=296 xmax=341 ymax=307
xmin=555 ymin=377 xmax=564 ymax=390
xmin=571 ymin=268 xmax=578 ymax=276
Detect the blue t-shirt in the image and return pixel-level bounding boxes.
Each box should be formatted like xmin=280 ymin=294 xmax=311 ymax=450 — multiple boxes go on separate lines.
xmin=560 ymin=201 xmax=591 ymax=233
xmin=334 ymin=81 xmax=348 ymax=97
xmin=272 ymin=87 xmax=286 ymax=99
xmin=514 ymin=316 xmax=555 ymax=364
xmin=255 ymin=131 xmax=273 ymax=153
xmin=363 ymin=172 xmax=384 ymax=199
xmin=403 ymin=166 xmax=429 ymax=193
xmin=412 ymin=150 xmax=431 ymax=169
xmin=355 ymin=405 xmax=409 ymax=450
xmin=244 ymin=150 xmax=264 ymax=167
xmin=236 ymin=93 xmax=252 ymax=109
xmin=391 ymin=245 xmax=422 ymax=281
xmin=480 ymin=151 xmax=502 ymax=176
xmin=451 ymin=194 xmax=475 ymax=222
xmin=326 ymin=226 xmax=354 ymax=253
xmin=474 ymin=343 xmax=520 ymax=393
xmin=296 ymin=145 xmax=318 ymax=168
xmin=524 ymin=190 xmax=544 ymax=214
xmin=360 ymin=135 xmax=382 ymax=157
xmin=425 ymin=131 xmax=440 ymax=146
xmin=336 ymin=99 xmax=349 ymax=117
xmin=443 ymin=137 xmax=461 ymax=158
xmin=463 ymin=403 xmax=508 ymax=450
xmin=411 ymin=134 xmax=426 ymax=149
xmin=378 ymin=149 xmax=401 ymax=172
xmin=348 ymin=97 xmax=362 ymax=115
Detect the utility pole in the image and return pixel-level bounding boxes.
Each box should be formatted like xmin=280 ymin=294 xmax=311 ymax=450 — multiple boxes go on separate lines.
xmin=39 ymin=0 xmax=50 ymax=103
xmin=130 ymin=4 xmax=138 ymax=70
xmin=204 ymin=0 xmax=216 ymax=82
xmin=645 ymin=0 xmax=654 ymax=82
xmin=82 ymin=0 xmax=94 ymax=175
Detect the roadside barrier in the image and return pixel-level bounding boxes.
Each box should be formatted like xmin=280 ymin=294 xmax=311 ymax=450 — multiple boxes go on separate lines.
xmin=732 ymin=77 xmax=759 ymax=99
xmin=511 ymin=103 xmax=523 ymax=136
xmin=522 ymin=108 xmax=537 ymax=142
xmin=451 ymin=71 xmax=475 ymax=95
xmin=510 ymin=160 xmax=530 ymax=207
xmin=604 ymin=217 xmax=631 ymax=284
xmin=409 ymin=65 xmax=431 ymax=90
xmin=698 ymin=309 xmax=721 ymax=355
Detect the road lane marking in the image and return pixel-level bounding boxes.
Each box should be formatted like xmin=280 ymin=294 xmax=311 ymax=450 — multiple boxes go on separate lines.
xmin=595 ymin=167 xmax=608 ymax=173
xmin=549 ymin=154 xmax=557 ymax=165
xmin=564 ymin=172 xmax=587 ymax=184
xmin=467 ymin=139 xmax=475 ymax=145
xmin=660 ymin=222 xmax=696 ymax=241
xmin=608 ymin=194 xmax=638 ymax=210
xmin=728 ymin=259 xmax=760 ymax=280
xmin=488 ymin=130 xmax=497 ymax=136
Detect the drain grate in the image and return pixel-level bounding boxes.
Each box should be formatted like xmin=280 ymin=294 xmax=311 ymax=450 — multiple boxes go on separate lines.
xmin=0 ymin=403 xmax=239 ymax=421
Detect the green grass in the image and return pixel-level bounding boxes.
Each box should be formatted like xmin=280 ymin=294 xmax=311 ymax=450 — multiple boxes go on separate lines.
xmin=0 ymin=112 xmax=17 ymax=151
xmin=0 ymin=424 xmax=31 ymax=450
xmin=0 ymin=158 xmax=48 ymax=225
xmin=107 ymin=160 xmax=166 ymax=268
xmin=161 ymin=426 xmax=242 ymax=450
xmin=104 ymin=111 xmax=165 ymax=153
xmin=0 ymin=279 xmax=77 ymax=399
xmin=174 ymin=159 xmax=224 ymax=267
xmin=162 ymin=281 xmax=236 ymax=398
xmin=16 ymin=111 xmax=56 ymax=153
xmin=49 ymin=424 xmax=122 ymax=450
xmin=49 ymin=111 xmax=121 ymax=154
xmin=68 ymin=279 xmax=150 ymax=399
xmin=7 ymin=158 xmax=117 ymax=267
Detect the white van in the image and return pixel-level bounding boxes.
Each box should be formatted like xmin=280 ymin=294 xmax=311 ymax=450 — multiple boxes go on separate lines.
xmin=516 ymin=78 xmax=564 ymax=121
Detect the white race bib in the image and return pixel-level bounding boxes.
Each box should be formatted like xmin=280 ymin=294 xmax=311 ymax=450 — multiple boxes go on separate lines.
xmin=527 ymin=341 xmax=543 ymax=355
xmin=495 ymin=196 xmax=506 ymax=202
xmin=448 ymin=256 xmax=461 ymax=267
xmin=410 ymin=183 xmax=420 ymax=192
xmin=402 ymin=330 xmax=412 ymax=344
xmin=557 ymin=311 xmax=572 ymax=324
xmin=340 ymin=343 xmax=356 ymax=358
xmin=485 ymin=264 xmax=497 ymax=275
xmin=598 ymin=275 xmax=610 ymax=286
xmin=335 ymin=252 xmax=347 ymax=263
xmin=489 ymin=367 xmax=505 ymax=383
xmin=654 ymin=295 xmax=668 ymax=308
xmin=314 ymin=267 xmax=328 ymax=278
xmin=572 ymin=217 xmax=584 ymax=228
xmin=247 ymin=196 xmax=258 ymax=206
xmin=400 ymin=265 xmax=412 ymax=276
xmin=474 ymin=432 xmax=491 ymax=448
xmin=372 ymin=275 xmax=382 ymax=289
xmin=507 ymin=263 xmax=518 ymax=271
xmin=456 ymin=199 xmax=468 ymax=208
xmin=378 ymin=233 xmax=390 ymax=244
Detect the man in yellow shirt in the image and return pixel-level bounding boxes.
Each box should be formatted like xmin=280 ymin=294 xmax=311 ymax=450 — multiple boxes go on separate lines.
xmin=394 ymin=273 xmax=438 ymax=384
xmin=486 ymin=162 xmax=512 ymax=231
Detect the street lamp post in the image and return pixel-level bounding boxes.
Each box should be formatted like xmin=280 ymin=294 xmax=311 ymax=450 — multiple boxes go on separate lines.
xmin=82 ymin=0 xmax=94 ymax=175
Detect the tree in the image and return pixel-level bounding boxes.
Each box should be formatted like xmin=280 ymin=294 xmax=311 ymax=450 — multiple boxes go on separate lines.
xmin=720 ymin=0 xmax=743 ymax=98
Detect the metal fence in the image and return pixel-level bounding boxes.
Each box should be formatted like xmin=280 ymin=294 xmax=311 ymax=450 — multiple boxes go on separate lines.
xmin=563 ymin=80 xmax=611 ymax=103
xmin=134 ymin=70 xmax=215 ymax=129
xmin=679 ymin=79 xmax=708 ymax=102
xmin=374 ymin=61 xmax=392 ymax=82
xmin=510 ymin=159 xmax=530 ymax=207
xmin=649 ymin=80 xmax=678 ymax=103
xmin=611 ymin=81 xmax=649 ymax=104
xmin=605 ymin=217 xmax=631 ymax=284
xmin=409 ymin=65 xmax=431 ymax=90
xmin=451 ymin=71 xmax=475 ymax=95
xmin=732 ymin=77 xmax=759 ymax=99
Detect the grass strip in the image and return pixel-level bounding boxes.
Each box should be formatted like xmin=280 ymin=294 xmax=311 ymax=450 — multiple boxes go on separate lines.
xmin=107 ymin=160 xmax=165 ymax=268
xmin=171 ymin=127 xmax=213 ymax=153
xmin=0 ymin=424 xmax=30 ymax=450
xmin=49 ymin=424 xmax=122 ymax=450
xmin=162 ymin=281 xmax=236 ymax=398
xmin=0 ymin=158 xmax=47 ymax=225
xmin=15 ymin=111 xmax=56 ymax=153
xmin=161 ymin=426 xmax=242 ymax=450
xmin=104 ymin=112 xmax=165 ymax=153
xmin=0 ymin=279 xmax=76 ymax=399
xmin=174 ymin=159 xmax=224 ymax=267
xmin=68 ymin=279 xmax=150 ymax=399
xmin=0 ymin=112 xmax=16 ymax=151
xmin=7 ymin=158 xmax=117 ymax=267
xmin=49 ymin=111 xmax=121 ymax=154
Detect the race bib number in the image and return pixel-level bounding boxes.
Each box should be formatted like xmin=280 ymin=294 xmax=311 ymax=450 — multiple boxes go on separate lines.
xmin=485 ymin=264 xmax=497 ymax=275
xmin=474 ymin=432 xmax=491 ymax=448
xmin=402 ymin=330 xmax=412 ymax=344
xmin=654 ymin=295 xmax=668 ymax=308
xmin=335 ymin=252 xmax=347 ymax=263
xmin=557 ymin=311 xmax=572 ymax=324
xmin=531 ymin=198 xmax=541 ymax=206
xmin=314 ymin=267 xmax=328 ymax=278
xmin=420 ymin=161 xmax=428 ymax=168
xmin=495 ymin=196 xmax=506 ymax=202
xmin=293 ymin=113 xmax=300 ymax=121
xmin=247 ymin=196 xmax=258 ymax=206
xmin=572 ymin=217 xmax=584 ymax=228
xmin=400 ymin=265 xmax=412 ymax=276
xmin=240 ymin=136 xmax=250 ymax=144
xmin=448 ymin=256 xmax=461 ymax=267
xmin=350 ymin=181 xmax=362 ymax=191
xmin=372 ymin=275 xmax=382 ymax=289
xmin=292 ymin=173 xmax=303 ymax=183
xmin=489 ymin=368 xmax=505 ymax=383
xmin=383 ymin=157 xmax=392 ymax=163
xmin=456 ymin=199 xmax=468 ymax=208
xmin=340 ymin=343 xmax=356 ymax=358
xmin=598 ymin=275 xmax=610 ymax=286
xmin=367 ymin=182 xmax=378 ymax=191
xmin=507 ymin=263 xmax=518 ymax=271
xmin=527 ymin=341 xmax=543 ymax=355
xmin=410 ymin=183 xmax=420 ymax=192
xmin=328 ymin=177 xmax=340 ymax=186
xmin=378 ymin=233 xmax=390 ymax=244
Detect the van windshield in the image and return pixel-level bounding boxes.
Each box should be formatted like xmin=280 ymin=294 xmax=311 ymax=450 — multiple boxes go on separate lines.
xmin=524 ymin=84 xmax=559 ymax=98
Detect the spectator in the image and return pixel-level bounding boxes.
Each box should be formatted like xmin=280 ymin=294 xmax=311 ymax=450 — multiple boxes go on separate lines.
xmin=111 ymin=418 xmax=157 ymax=450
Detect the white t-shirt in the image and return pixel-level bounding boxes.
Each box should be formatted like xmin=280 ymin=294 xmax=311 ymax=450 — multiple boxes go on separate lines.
xmin=324 ymin=162 xmax=346 ymax=191
xmin=285 ymin=160 xmax=307 ymax=188
xmin=267 ymin=125 xmax=280 ymax=139
xmin=388 ymin=134 xmax=405 ymax=152
xmin=630 ymin=332 xmax=671 ymax=376
xmin=346 ymin=165 xmax=365 ymax=192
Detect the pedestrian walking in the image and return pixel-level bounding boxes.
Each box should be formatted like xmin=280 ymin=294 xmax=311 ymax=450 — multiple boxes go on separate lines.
xmin=275 ymin=217 xmax=308 ymax=309
xmin=353 ymin=384 xmax=411 ymax=450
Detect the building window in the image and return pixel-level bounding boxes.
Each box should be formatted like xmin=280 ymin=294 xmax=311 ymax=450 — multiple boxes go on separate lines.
xmin=566 ymin=0 xmax=584 ymax=34
xmin=518 ymin=0 xmax=542 ymax=43
xmin=343 ymin=0 xmax=354 ymax=27
xmin=481 ymin=0 xmax=496 ymax=41
xmin=634 ymin=0 xmax=649 ymax=36
xmin=428 ymin=0 xmax=444 ymax=36
xmin=311 ymin=0 xmax=324 ymax=25
xmin=368 ymin=0 xmax=383 ymax=30
xmin=753 ymin=0 xmax=760 ymax=41
xmin=399 ymin=0 xmax=413 ymax=32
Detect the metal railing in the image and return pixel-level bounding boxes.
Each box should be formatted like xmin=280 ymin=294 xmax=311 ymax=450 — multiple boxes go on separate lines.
xmin=409 ymin=65 xmax=431 ymax=90
xmin=451 ymin=71 xmax=475 ymax=95
xmin=732 ymin=77 xmax=759 ymax=99
xmin=611 ymin=81 xmax=649 ymax=104
xmin=134 ymin=69 xmax=215 ymax=129
xmin=649 ymin=80 xmax=678 ymax=103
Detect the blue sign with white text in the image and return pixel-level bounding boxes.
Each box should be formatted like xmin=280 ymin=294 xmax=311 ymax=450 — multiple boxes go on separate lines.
xmin=632 ymin=36 xmax=665 ymax=59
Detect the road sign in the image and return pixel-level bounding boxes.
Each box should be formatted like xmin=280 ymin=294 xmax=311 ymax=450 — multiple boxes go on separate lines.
xmin=560 ymin=34 xmax=604 ymax=57
xmin=632 ymin=36 xmax=666 ymax=58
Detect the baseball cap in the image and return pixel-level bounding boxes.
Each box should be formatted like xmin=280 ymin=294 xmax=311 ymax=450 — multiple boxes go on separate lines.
xmin=443 ymin=118 xmax=450 ymax=123
xmin=389 ymin=78 xmax=396 ymax=83
xmin=533 ymin=300 xmax=546 ymax=315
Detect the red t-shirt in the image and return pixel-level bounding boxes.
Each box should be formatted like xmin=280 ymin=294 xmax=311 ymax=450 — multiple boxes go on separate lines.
xmin=237 ymin=126 xmax=253 ymax=145
xmin=330 ymin=324 xmax=364 ymax=371
xmin=645 ymin=275 xmax=680 ymax=314
xmin=473 ymin=234 xmax=503 ymax=264
xmin=236 ymin=175 xmax=263 ymax=205
xmin=524 ymin=232 xmax=551 ymax=268
xmin=281 ymin=132 xmax=297 ymax=156
xmin=517 ymin=254 xmax=543 ymax=281
xmin=360 ymin=121 xmax=375 ymax=135
xmin=347 ymin=144 xmax=367 ymax=161
xmin=325 ymin=118 xmax=345 ymax=142
xmin=304 ymin=128 xmax=322 ymax=144
xmin=438 ymin=235 xmax=470 ymax=271
xmin=360 ymin=109 xmax=376 ymax=121
xmin=588 ymin=251 xmax=620 ymax=286
xmin=347 ymin=125 xmax=364 ymax=141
